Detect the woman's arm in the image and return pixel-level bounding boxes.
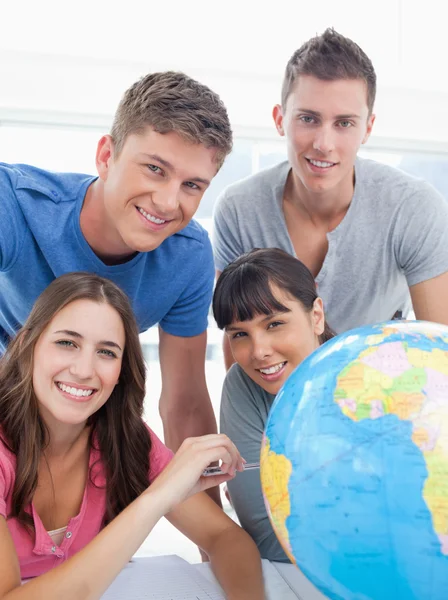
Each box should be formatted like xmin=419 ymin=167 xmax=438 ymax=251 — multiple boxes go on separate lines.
xmin=0 ymin=434 xmax=259 ymax=600
xmin=167 ymin=492 xmax=264 ymax=600
xmin=0 ymin=490 xmax=168 ymax=600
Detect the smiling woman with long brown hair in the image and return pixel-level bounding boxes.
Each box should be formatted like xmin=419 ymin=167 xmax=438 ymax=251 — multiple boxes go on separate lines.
xmin=0 ymin=272 xmax=264 ymax=600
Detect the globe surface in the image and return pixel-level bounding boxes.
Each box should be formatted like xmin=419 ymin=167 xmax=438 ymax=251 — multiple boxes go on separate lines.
xmin=261 ymin=321 xmax=448 ymax=600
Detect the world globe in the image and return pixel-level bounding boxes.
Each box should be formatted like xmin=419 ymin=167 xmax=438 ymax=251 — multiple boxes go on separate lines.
xmin=261 ymin=320 xmax=448 ymax=600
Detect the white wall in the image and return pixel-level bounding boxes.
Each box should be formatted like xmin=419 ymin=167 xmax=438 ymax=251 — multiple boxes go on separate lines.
xmin=0 ymin=0 xmax=446 ymax=146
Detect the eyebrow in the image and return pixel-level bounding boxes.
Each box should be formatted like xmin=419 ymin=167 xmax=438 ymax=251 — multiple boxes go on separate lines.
xmin=53 ymin=330 xmax=123 ymax=351
xmin=141 ymin=153 xmax=211 ymax=186
xmin=225 ymin=311 xmax=289 ymax=331
xmin=296 ymin=108 xmax=361 ymax=120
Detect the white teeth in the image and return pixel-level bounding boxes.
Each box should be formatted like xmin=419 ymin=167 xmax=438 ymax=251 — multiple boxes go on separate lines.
xmin=138 ymin=207 xmax=166 ymax=224
xmin=309 ymin=159 xmax=334 ymax=168
xmin=57 ymin=383 xmax=94 ymax=397
xmin=259 ymin=362 xmax=286 ymax=375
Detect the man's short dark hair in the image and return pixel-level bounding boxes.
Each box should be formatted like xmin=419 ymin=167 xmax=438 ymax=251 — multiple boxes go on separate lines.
xmin=281 ymin=28 xmax=376 ymax=114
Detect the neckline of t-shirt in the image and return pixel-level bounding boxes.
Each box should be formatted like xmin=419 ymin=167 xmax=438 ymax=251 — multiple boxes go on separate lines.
xmin=31 ymin=444 xmax=96 ymax=554
xmin=276 ymin=158 xmax=362 ymax=242
xmin=274 ymin=158 xmax=362 ymax=284
xmin=47 ymin=525 xmax=67 ymax=536
xmin=72 ymin=179 xmax=145 ymax=274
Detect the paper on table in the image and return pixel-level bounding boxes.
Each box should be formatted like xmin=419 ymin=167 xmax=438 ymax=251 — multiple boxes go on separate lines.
xmin=101 ymin=555 xmax=225 ymax=600
xmin=194 ymin=559 xmax=301 ymax=599
xmin=273 ymin=562 xmax=328 ymax=599
xmin=261 ymin=560 xmax=303 ymax=600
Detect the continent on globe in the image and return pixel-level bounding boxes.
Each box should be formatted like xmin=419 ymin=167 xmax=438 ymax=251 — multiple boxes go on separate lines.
xmin=260 ymin=436 xmax=295 ymax=563
xmin=335 ymin=336 xmax=448 ymax=556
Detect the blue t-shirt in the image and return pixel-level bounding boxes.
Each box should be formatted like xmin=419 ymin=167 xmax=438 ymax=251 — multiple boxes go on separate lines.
xmin=0 ymin=163 xmax=214 ymax=353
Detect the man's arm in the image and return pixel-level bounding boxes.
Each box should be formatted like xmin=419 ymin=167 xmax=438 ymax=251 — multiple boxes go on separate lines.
xmin=410 ymin=272 xmax=448 ymax=325
xmin=158 ymin=327 xmax=221 ymax=507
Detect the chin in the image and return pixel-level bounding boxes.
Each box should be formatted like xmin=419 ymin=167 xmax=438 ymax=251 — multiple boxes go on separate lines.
xmin=259 ymin=379 xmax=283 ymax=396
xmin=52 ymin=410 xmax=92 ymax=426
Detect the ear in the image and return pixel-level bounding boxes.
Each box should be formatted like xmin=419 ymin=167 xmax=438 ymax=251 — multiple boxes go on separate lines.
xmin=95 ymin=135 xmax=115 ymax=181
xmin=312 ymin=297 xmax=325 ymax=337
xmin=361 ymin=113 xmax=376 ymax=145
xmin=273 ymin=104 xmax=285 ymax=137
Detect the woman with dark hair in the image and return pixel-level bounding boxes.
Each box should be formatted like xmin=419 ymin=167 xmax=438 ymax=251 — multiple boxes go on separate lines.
xmin=214 ymin=248 xmax=334 ymax=563
xmin=0 ymin=272 xmax=264 ymax=599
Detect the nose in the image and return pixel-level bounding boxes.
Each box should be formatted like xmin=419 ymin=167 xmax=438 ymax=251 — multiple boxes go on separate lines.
xmin=251 ymin=335 xmax=272 ymax=362
xmin=313 ymin=125 xmax=335 ymax=155
xmin=69 ymin=350 xmax=95 ymax=380
xmin=152 ymin=183 xmax=180 ymax=214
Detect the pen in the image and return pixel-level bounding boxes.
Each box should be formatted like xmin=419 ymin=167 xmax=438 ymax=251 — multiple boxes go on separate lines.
xmin=202 ymin=462 xmax=260 ymax=477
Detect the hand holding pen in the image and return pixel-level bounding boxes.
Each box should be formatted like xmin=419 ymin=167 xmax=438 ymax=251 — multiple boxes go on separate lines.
xmin=148 ymin=434 xmax=246 ymax=512
xmin=202 ymin=462 xmax=260 ymax=477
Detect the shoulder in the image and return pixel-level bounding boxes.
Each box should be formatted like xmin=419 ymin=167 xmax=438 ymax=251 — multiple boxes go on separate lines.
xmin=0 ymin=432 xmax=14 ymax=461
xmin=145 ymin=425 xmax=173 ymax=481
xmin=0 ymin=163 xmax=23 ymax=210
xmin=356 ymin=156 xmax=444 ymax=206
xmin=215 ymin=161 xmax=290 ymax=214
xmin=222 ymin=364 xmax=266 ymax=407
xmin=224 ymin=363 xmax=254 ymax=388
xmin=221 ymin=365 xmax=272 ymax=438
xmin=0 ymin=431 xmax=16 ymax=487
xmin=2 ymin=163 xmax=95 ymax=204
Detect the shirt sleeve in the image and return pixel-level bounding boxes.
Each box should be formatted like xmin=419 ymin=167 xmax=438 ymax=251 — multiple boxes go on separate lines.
xmin=159 ymin=231 xmax=214 ymax=338
xmin=394 ymin=183 xmax=448 ymax=287
xmin=147 ymin=426 xmax=174 ymax=483
xmin=219 ymin=366 xmax=290 ymax=562
xmin=212 ymin=189 xmax=244 ymax=273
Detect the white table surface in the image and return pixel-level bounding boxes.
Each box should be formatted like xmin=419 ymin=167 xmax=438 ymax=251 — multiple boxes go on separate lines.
xmin=194 ymin=559 xmax=328 ymax=600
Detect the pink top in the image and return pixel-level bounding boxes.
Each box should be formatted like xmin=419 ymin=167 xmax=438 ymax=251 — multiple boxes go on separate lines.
xmin=0 ymin=426 xmax=173 ymax=579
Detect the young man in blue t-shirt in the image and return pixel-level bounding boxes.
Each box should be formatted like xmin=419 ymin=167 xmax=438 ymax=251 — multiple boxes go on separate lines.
xmin=0 ymin=72 xmax=232 ymax=504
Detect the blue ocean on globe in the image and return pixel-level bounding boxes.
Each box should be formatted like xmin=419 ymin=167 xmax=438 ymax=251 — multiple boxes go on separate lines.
xmin=261 ymin=320 xmax=448 ymax=600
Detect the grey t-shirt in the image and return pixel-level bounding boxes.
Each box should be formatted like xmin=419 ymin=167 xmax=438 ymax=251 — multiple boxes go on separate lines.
xmin=213 ymin=157 xmax=448 ymax=333
xmin=220 ymin=363 xmax=290 ymax=562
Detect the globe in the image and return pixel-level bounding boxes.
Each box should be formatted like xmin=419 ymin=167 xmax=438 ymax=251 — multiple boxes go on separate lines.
xmin=260 ymin=320 xmax=448 ymax=600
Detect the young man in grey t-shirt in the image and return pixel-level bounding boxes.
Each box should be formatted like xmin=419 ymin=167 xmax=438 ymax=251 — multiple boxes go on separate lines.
xmin=214 ymin=28 xmax=448 ymax=369
xmin=214 ymin=28 xmax=448 ymax=563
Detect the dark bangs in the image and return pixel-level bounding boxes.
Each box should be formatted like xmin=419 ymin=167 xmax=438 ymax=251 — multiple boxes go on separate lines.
xmin=213 ymin=263 xmax=290 ymax=329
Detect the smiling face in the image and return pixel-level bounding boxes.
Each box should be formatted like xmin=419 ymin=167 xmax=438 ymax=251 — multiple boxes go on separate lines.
xmin=227 ymin=286 xmax=324 ymax=395
xmin=94 ymin=128 xmax=218 ymax=255
xmin=273 ymin=75 xmax=375 ymax=197
xmin=32 ymin=299 xmax=125 ymax=430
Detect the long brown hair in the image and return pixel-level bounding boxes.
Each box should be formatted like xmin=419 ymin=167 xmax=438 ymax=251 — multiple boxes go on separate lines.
xmin=0 ymin=272 xmax=151 ymax=532
xmin=213 ymin=248 xmax=335 ymax=344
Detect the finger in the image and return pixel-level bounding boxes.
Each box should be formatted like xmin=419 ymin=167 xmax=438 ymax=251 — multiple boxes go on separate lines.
xmin=183 ymin=436 xmax=243 ymax=475
xmin=220 ymin=438 xmax=244 ymax=474
xmin=209 ymin=449 xmax=233 ymax=473
xmin=198 ymin=472 xmax=235 ymax=492
xmin=202 ymin=434 xmax=243 ymax=473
